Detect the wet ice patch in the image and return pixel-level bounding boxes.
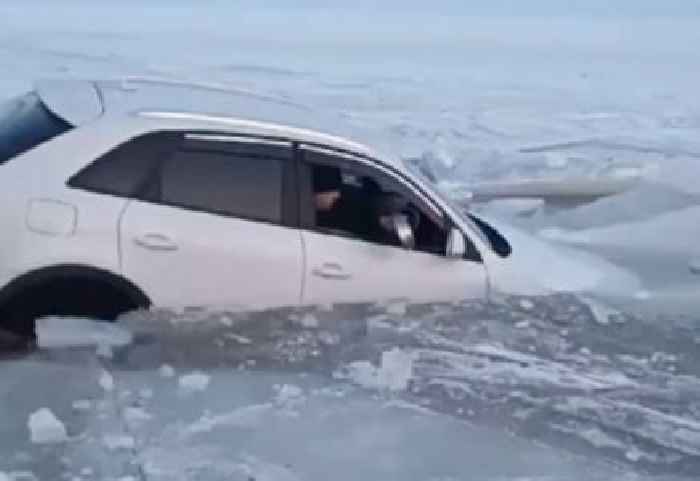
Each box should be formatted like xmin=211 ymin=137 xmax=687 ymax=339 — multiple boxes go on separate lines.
xmin=185 ymin=403 xmax=273 ymax=435
xmin=35 ymin=317 xmax=132 ymax=349
xmin=178 ymin=371 xmax=210 ymax=393
xmin=28 ymin=408 xmax=68 ymax=444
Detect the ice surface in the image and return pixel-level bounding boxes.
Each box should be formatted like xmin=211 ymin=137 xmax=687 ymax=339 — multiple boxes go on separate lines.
xmin=35 ymin=317 xmax=132 ymax=349
xmin=2 ymin=1 xmax=700 ymax=479
xmin=27 ymin=408 xmax=68 ymax=444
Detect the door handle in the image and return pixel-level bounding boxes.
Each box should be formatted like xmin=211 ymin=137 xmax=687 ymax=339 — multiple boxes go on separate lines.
xmin=133 ymin=233 xmax=179 ymax=252
xmin=312 ymin=263 xmax=352 ymax=280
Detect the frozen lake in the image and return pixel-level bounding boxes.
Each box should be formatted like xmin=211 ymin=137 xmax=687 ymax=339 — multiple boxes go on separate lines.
xmin=1 ymin=1 xmax=699 ymax=479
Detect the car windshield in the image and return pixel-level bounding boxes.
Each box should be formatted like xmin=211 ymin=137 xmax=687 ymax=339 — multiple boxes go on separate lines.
xmin=0 ymin=91 xmax=72 ymax=165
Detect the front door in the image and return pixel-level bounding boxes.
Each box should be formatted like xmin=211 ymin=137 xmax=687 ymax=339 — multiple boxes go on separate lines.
xmin=298 ymin=145 xmax=487 ymax=307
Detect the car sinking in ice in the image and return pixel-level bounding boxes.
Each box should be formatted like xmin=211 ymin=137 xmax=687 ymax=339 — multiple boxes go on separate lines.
xmin=0 ymin=79 xmax=638 ymax=339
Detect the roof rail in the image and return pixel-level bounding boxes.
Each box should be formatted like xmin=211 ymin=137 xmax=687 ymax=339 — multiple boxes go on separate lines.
xmin=137 ymin=110 xmax=372 ymax=154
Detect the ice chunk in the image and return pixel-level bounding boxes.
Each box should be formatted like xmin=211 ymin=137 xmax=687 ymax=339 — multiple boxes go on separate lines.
xmin=71 ymin=400 xmax=92 ymax=411
xmin=690 ymin=257 xmax=700 ymax=275
xmin=178 ymin=371 xmax=210 ymax=392
xmin=519 ymin=299 xmax=535 ymax=310
xmin=103 ymin=434 xmax=135 ymax=451
xmin=124 ymin=407 xmax=152 ymax=425
xmin=28 ymin=408 xmax=68 ymax=444
xmin=35 ymin=317 xmax=132 ymax=349
xmin=384 ymin=301 xmax=407 ymax=316
xmin=338 ymin=348 xmax=415 ymax=392
xmin=274 ymin=384 xmax=304 ymax=405
xmin=158 ymin=364 xmax=176 ymax=378
xmin=298 ymin=313 xmax=319 ymax=328
xmin=579 ymin=297 xmax=620 ymax=325
xmin=222 ymin=333 xmax=253 ymax=344
xmin=634 ymin=290 xmax=651 ymax=300
xmin=99 ymin=370 xmax=114 ymax=392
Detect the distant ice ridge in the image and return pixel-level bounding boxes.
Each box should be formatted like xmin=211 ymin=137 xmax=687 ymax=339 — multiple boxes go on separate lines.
xmin=481 ymin=216 xmax=642 ymax=297
xmin=539 ymin=205 xmax=700 ymax=255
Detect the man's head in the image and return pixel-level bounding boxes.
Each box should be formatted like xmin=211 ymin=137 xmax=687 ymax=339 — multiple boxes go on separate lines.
xmin=313 ymin=165 xmax=342 ymax=212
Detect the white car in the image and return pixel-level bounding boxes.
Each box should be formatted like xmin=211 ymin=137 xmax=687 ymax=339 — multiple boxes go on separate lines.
xmin=0 ymin=79 xmax=633 ymax=340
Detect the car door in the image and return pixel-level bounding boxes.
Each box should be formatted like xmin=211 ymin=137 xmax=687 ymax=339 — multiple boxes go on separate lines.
xmin=298 ymin=145 xmax=487 ymax=307
xmin=118 ymin=132 xmax=304 ymax=310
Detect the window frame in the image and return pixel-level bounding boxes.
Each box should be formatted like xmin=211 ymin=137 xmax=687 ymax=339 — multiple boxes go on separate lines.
xmin=67 ymin=131 xmax=180 ymax=199
xmin=68 ymin=130 xmax=299 ymax=229
xmin=67 ymin=128 xmax=482 ymax=262
xmin=296 ymin=144 xmax=481 ymax=262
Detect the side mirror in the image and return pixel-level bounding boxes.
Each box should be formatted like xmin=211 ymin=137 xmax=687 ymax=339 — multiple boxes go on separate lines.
xmin=446 ymin=228 xmax=466 ymax=258
xmin=391 ymin=213 xmax=415 ymax=250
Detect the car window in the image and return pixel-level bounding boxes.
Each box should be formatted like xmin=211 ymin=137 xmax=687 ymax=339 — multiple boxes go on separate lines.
xmin=0 ymin=91 xmax=73 ymax=165
xmin=302 ymin=147 xmax=450 ymax=255
xmin=68 ymin=132 xmax=177 ymax=197
xmin=152 ymin=142 xmax=285 ymax=224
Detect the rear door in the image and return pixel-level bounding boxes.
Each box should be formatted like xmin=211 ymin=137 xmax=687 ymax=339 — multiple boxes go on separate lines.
xmin=117 ymin=133 xmax=303 ymax=310
xmin=298 ymin=145 xmax=488 ymax=307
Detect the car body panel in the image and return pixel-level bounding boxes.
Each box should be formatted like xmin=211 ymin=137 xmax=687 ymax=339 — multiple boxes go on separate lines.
xmin=35 ymin=79 xmax=103 ymax=126
xmin=119 ymin=200 xmax=305 ymax=310
xmin=300 ymin=230 xmax=487 ymax=306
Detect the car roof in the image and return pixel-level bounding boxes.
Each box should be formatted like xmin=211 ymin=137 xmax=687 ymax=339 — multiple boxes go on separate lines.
xmin=35 ymin=77 xmax=403 ymax=170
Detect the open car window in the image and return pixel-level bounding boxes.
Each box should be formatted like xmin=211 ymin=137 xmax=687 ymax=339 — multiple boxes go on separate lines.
xmin=301 ymin=147 xmax=450 ymax=256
